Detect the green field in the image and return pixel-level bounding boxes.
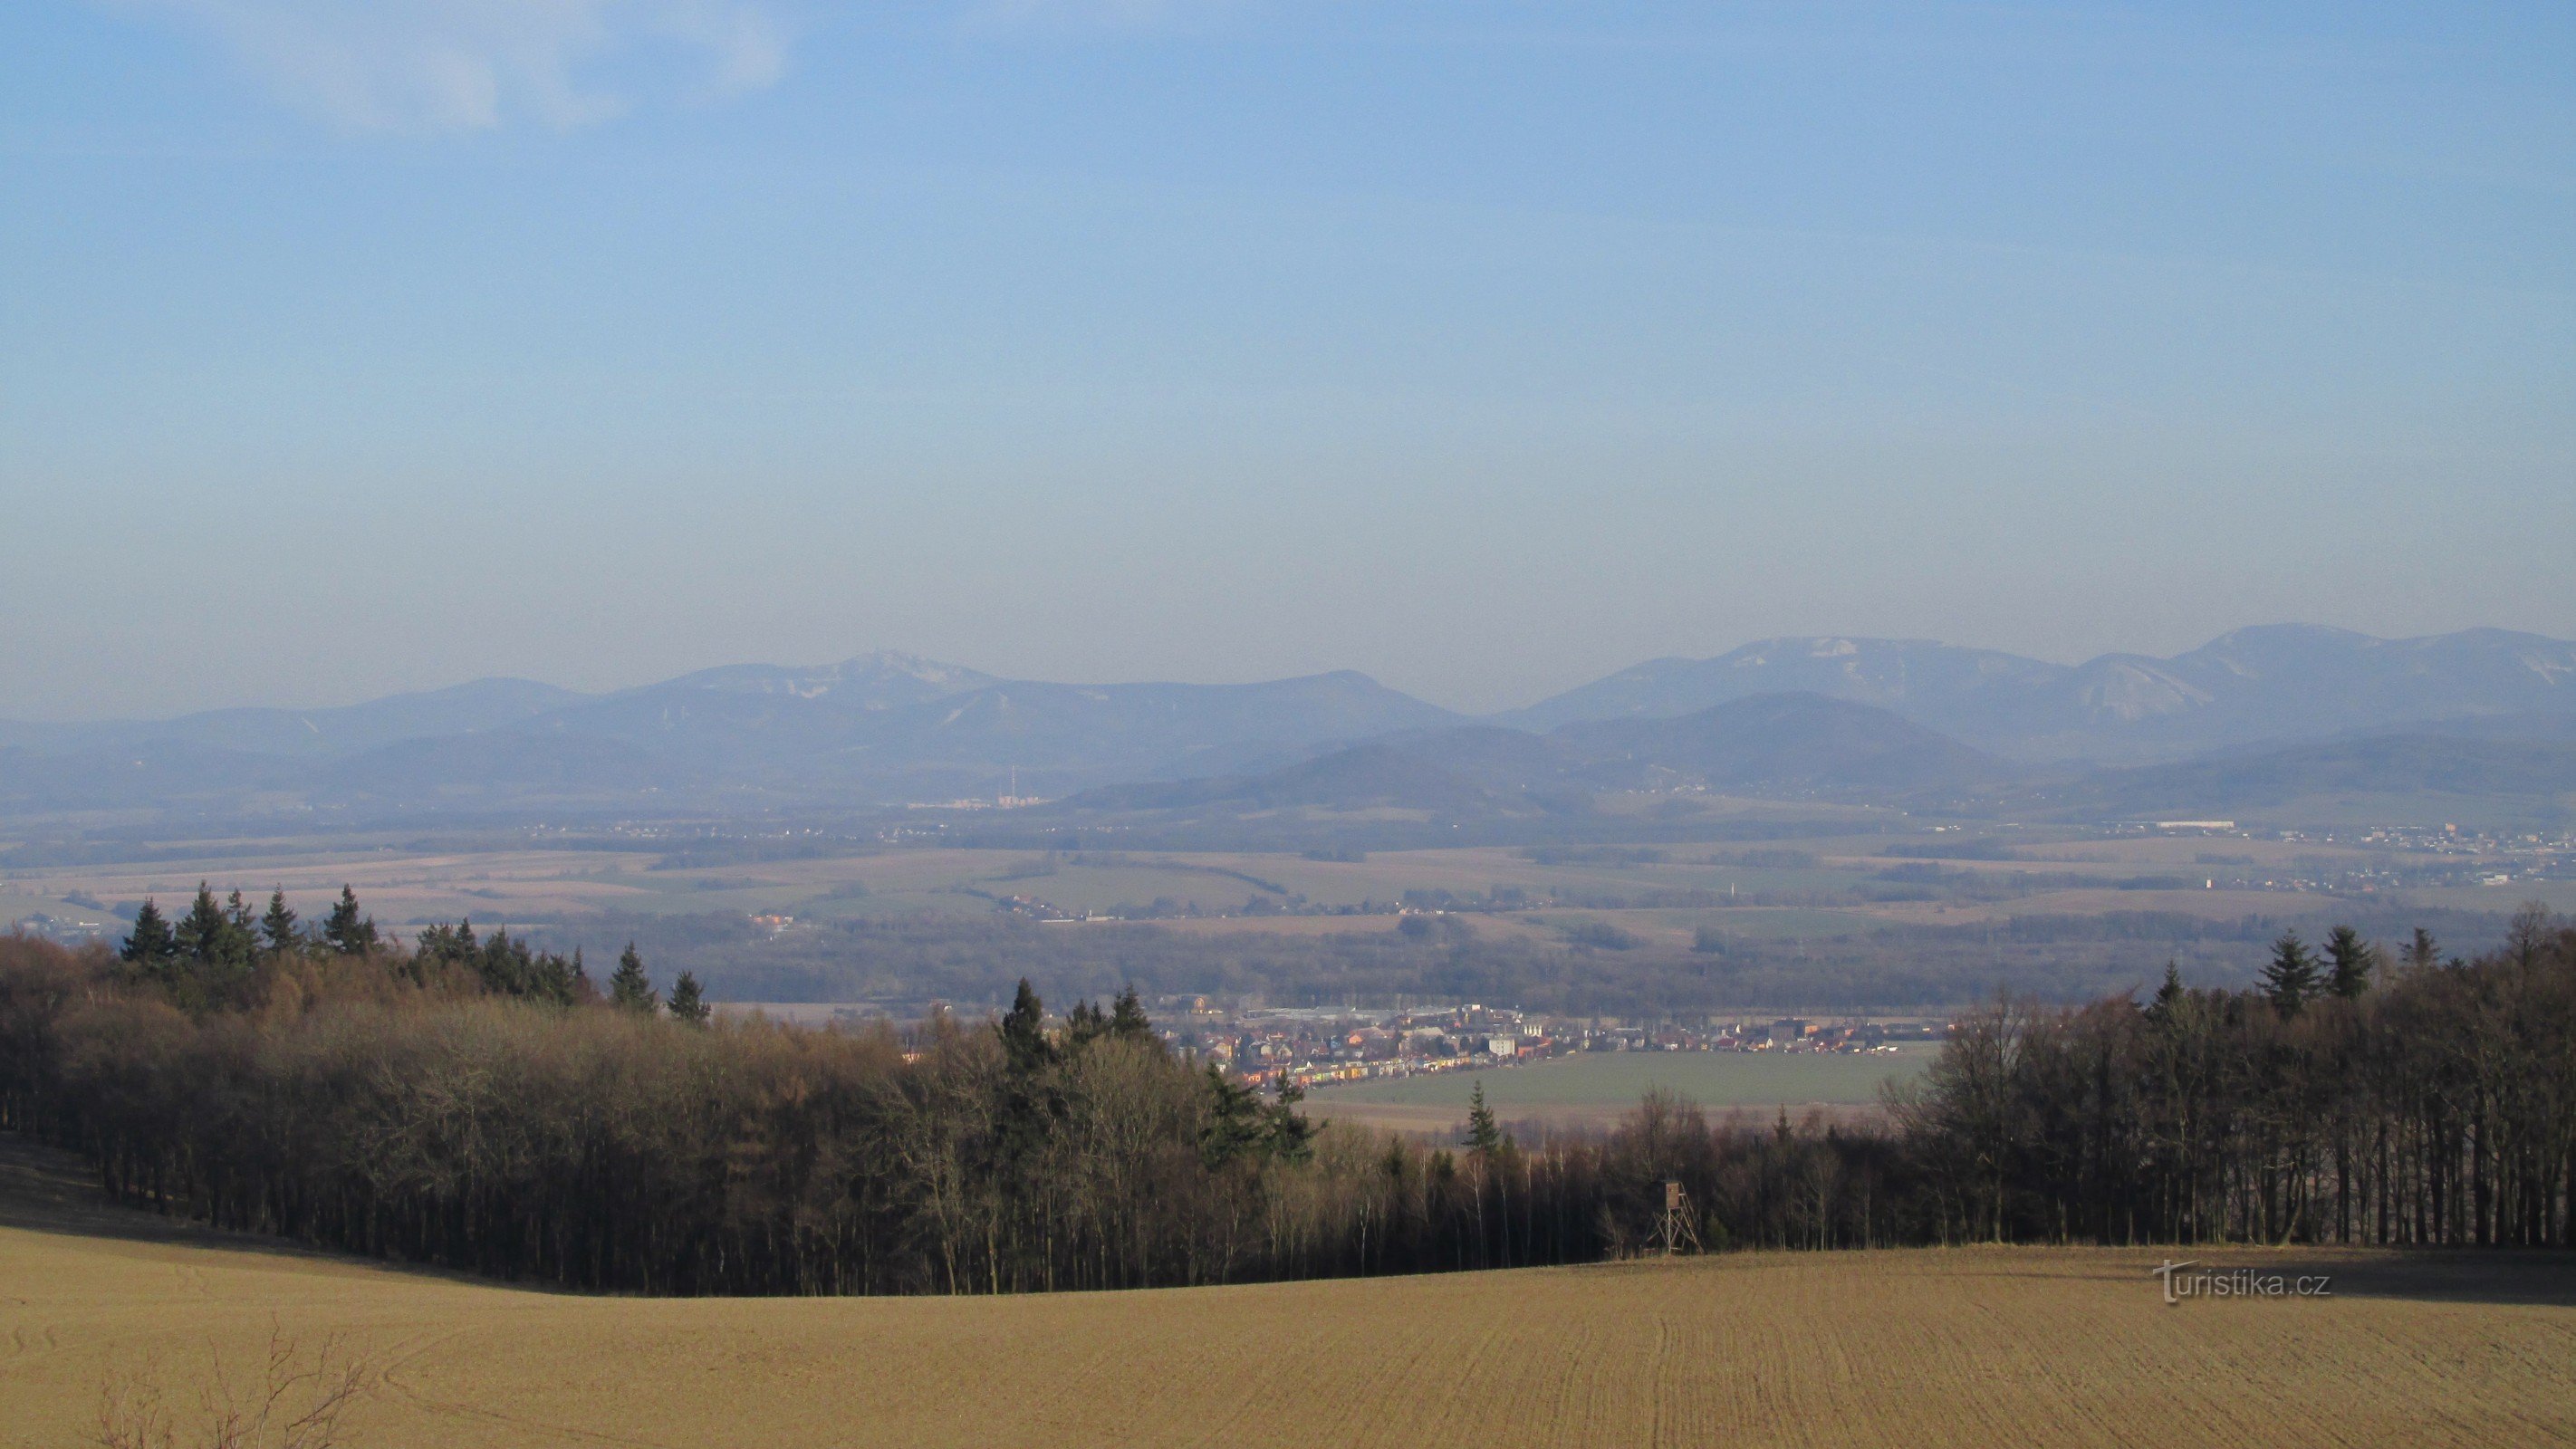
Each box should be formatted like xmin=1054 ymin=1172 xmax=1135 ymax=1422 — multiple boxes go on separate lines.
xmin=1312 ymin=1044 xmax=1937 ymax=1113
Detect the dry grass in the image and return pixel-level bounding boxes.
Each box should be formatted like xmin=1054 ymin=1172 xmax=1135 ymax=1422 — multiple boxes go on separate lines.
xmin=4 ymin=1139 xmax=2571 ymax=1448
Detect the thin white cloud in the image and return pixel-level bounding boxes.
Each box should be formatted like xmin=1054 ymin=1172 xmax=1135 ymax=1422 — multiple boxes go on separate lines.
xmin=965 ymin=0 xmax=1251 ymax=37
xmin=109 ymin=0 xmax=788 ymax=132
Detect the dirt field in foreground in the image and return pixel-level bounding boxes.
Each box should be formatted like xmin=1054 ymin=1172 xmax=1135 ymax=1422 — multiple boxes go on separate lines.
xmin=3 ymin=1138 xmax=2571 ymax=1449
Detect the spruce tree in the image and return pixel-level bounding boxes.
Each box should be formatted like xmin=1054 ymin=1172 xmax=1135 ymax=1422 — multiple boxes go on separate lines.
xmin=2402 ymin=927 xmax=2440 ymax=974
xmin=119 ymin=898 xmax=175 ymax=968
xmin=667 ymin=970 xmax=710 ymax=1025
xmin=322 ymin=887 xmax=377 ymax=955
xmin=1065 ymin=999 xmax=1108 ymax=1048
xmin=175 ymin=884 xmax=253 ymax=969
xmin=2262 ymin=931 xmax=2321 ymax=1016
xmin=1198 ymin=1066 xmax=1265 ymax=1168
xmin=1465 ymin=1080 xmax=1504 ymax=1156
xmin=260 ymin=889 xmax=301 ymax=955
xmin=2147 ymin=962 xmax=2186 ymax=1025
xmin=219 ymin=891 xmax=256 ymax=970
xmin=514 ymin=935 xmax=580 ymax=1006
xmin=174 ymin=884 xmax=221 ymax=960
xmin=2324 ymin=925 xmax=2376 ymax=1000
xmin=1265 ymin=1077 xmax=1314 ymax=1163
xmin=1110 ymin=984 xmax=1153 ymax=1043
xmin=609 ymin=943 xmax=658 ymax=1014
xmin=999 ymin=979 xmax=1053 ymax=1072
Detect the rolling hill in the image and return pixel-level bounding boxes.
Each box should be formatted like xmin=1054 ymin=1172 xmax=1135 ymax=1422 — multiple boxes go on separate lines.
xmin=4 ymin=1138 xmax=2568 ymax=1449
xmin=2024 ymin=731 xmax=2576 ymax=825
xmin=0 ymin=677 xmax=584 ymax=760
xmin=1552 ymin=692 xmax=2006 ymax=793
xmin=1077 ymin=741 xmax=1504 ymax=815
xmin=1062 ymin=693 xmax=2004 ymax=822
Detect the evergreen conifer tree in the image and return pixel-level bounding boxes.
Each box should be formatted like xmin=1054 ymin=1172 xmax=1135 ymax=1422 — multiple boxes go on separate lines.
xmin=119 ymin=898 xmax=175 ymax=968
xmin=1064 ymin=999 xmax=1108 ymax=1048
xmin=999 ymin=979 xmax=1053 ymax=1072
xmin=1265 ymin=1077 xmax=1314 ymax=1163
xmin=2324 ymin=925 xmax=2376 ymax=1000
xmin=667 ymin=970 xmax=710 ymax=1025
xmin=609 ymin=944 xmax=658 ymax=1013
xmin=2402 ymin=927 xmax=2440 ymax=974
xmin=1110 ymin=984 xmax=1153 ymax=1043
xmin=176 ymin=885 xmax=251 ymax=967
xmin=220 ymin=890 xmax=255 ymax=969
xmin=321 ymin=887 xmax=377 ymax=955
xmin=260 ymin=889 xmax=301 ymax=955
xmin=174 ymin=884 xmax=222 ymax=959
xmin=504 ymin=932 xmax=579 ymax=1005
xmin=2147 ymin=962 xmax=2186 ymax=1024
xmin=1198 ymin=1066 xmax=1265 ymax=1167
xmin=1465 ymin=1080 xmax=1504 ymax=1156
xmin=2262 ymin=931 xmax=2321 ymax=1016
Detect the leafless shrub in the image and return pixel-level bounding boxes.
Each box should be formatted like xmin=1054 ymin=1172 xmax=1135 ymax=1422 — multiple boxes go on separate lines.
xmin=97 ymin=1329 xmax=365 ymax=1449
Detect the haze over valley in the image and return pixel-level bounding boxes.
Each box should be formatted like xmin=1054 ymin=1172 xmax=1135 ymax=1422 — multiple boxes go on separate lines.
xmin=7 ymin=625 xmax=2573 ymax=837
xmin=7 ymin=621 xmax=2571 ymax=1025
xmin=4 ymin=5 xmax=2571 ymax=1441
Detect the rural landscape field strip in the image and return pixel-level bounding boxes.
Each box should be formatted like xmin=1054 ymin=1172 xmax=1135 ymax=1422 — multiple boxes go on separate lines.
xmin=5 ymin=1156 xmax=2571 ymax=1449
xmin=1297 ymin=1048 xmax=1934 ymax=1134
xmin=1310 ymin=1046 xmax=1937 ymax=1108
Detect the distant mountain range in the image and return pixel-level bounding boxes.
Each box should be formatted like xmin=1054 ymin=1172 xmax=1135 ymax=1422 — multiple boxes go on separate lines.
xmin=1504 ymin=626 xmax=2576 ymax=763
xmin=0 ymin=652 xmax=1459 ymax=819
xmin=3 ymin=628 xmax=2571 ymax=830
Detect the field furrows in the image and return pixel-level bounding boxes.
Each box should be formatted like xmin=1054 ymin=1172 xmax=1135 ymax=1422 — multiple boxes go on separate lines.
xmin=4 ymin=1222 xmax=2571 ymax=1448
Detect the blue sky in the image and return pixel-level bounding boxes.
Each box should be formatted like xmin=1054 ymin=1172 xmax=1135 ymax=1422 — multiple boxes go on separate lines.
xmin=3 ymin=2 xmax=2570 ymax=718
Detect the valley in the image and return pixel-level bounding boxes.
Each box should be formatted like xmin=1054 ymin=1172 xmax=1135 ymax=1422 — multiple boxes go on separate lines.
xmin=8 ymin=820 xmax=2562 ymax=1014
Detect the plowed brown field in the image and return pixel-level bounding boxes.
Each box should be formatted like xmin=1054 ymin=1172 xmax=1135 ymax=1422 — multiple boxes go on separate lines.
xmin=5 ymin=1140 xmax=2571 ymax=1448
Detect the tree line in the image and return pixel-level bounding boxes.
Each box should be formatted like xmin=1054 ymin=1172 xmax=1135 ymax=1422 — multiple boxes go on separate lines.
xmin=1901 ymin=916 xmax=2576 ymax=1248
xmin=0 ymin=897 xmax=2566 ymax=1299
xmin=113 ymin=884 xmax=707 ymax=1021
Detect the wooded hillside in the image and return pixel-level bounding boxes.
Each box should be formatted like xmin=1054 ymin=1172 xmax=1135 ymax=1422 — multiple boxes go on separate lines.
xmin=0 ymin=899 xmax=2568 ymax=1295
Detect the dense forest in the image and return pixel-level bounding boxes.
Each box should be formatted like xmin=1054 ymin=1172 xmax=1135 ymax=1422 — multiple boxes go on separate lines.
xmin=0 ymin=891 xmax=2568 ymax=1297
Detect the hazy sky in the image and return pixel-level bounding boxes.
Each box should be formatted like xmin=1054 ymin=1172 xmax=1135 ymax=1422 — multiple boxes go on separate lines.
xmin=4 ymin=2 xmax=2571 ymax=720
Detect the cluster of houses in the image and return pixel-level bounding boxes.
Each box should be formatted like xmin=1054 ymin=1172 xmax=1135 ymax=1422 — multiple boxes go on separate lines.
xmin=1172 ymin=1002 xmax=1941 ymax=1092
xmin=1190 ymin=1004 xmax=1535 ymax=1091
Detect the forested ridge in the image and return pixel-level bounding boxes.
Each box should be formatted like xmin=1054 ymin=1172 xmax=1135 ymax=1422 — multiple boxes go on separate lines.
xmin=0 ymin=892 xmax=2569 ymax=1296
